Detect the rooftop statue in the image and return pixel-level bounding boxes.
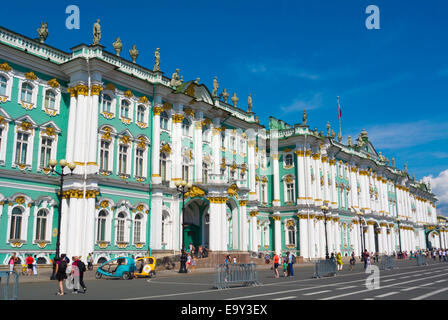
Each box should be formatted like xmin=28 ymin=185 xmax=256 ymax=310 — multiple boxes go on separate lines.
xmin=248 ymin=93 xmax=253 ymax=112
xmin=93 ymin=19 xmax=101 ymax=45
xmin=129 ymin=45 xmax=139 ymax=63
xmin=37 ymin=22 xmax=49 ymax=43
xmin=113 ymin=38 xmax=123 ymax=56
xmin=153 ymin=48 xmax=161 ymax=72
xmin=221 ymin=88 xmax=229 ymax=103
xmin=231 ymin=92 xmax=239 ymax=107
xmin=302 ymin=110 xmax=307 ymax=126
xmin=170 ymin=69 xmax=182 ymax=88
xmin=212 ymin=76 xmax=219 ymax=98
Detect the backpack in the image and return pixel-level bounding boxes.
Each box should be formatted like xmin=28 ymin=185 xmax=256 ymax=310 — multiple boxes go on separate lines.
xmin=77 ymin=260 xmax=86 ymax=272
xmin=58 ymin=260 xmax=67 ymax=274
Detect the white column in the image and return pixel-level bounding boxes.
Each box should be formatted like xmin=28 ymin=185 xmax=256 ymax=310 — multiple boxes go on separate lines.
xmin=248 ymin=140 xmax=257 ymax=201
xmin=318 ymin=217 xmax=325 ymax=258
xmin=313 ymin=153 xmax=323 ymax=207
xmin=272 ymin=154 xmax=280 ymax=206
xmin=308 ymin=216 xmax=315 ymax=259
xmin=172 ymin=110 xmax=183 ymax=183
xmin=150 ymin=192 xmax=163 ymax=250
xmin=296 ymin=150 xmax=306 ymax=205
xmin=59 ymin=197 xmax=69 ymax=255
xmin=194 ymin=118 xmax=203 ymax=183
xmin=152 ymin=105 xmax=162 ymax=184
xmin=330 ymin=159 xmax=338 ymax=209
xmin=274 ymin=215 xmax=282 ymax=255
xmin=208 ymin=199 xmax=222 ymax=251
xmin=211 ymin=123 xmax=221 ymax=178
xmin=334 ymin=219 xmax=340 ymax=254
xmin=239 ymin=202 xmax=248 ymax=251
xmin=299 ymin=214 xmax=308 ymax=258
xmin=88 ymin=86 xmax=101 ymax=167
xmin=65 ymin=88 xmax=77 ymax=162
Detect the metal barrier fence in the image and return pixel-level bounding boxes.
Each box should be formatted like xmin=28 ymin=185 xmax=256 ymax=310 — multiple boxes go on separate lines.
xmin=379 ymin=255 xmax=396 ymax=270
xmin=0 ymin=271 xmax=18 ymax=300
xmin=416 ymin=254 xmax=429 ymax=266
xmin=312 ymin=260 xmax=337 ymax=278
xmin=214 ymin=263 xmax=261 ymax=289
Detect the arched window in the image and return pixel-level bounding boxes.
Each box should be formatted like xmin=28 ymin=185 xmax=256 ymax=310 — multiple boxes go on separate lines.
xmin=285 ymin=154 xmax=293 ymax=167
xmin=35 ymin=209 xmax=47 ymax=241
xmin=116 ymin=212 xmax=126 ymax=243
xmin=9 ymin=207 xmax=23 ymax=240
xmin=287 ymin=225 xmax=296 ymax=245
xmin=97 ymin=210 xmax=108 ymax=241
xmin=161 ymin=212 xmax=168 ymax=244
xmin=137 ymin=105 xmax=146 ymax=123
xmin=134 ymin=213 xmax=143 ymax=243
xmin=21 ymin=83 xmax=33 ymax=103
xmin=44 ymin=90 xmax=56 ymax=109
xmin=0 ymin=75 xmax=7 ymax=96
xmin=182 ymin=118 xmax=191 ymax=136
xmin=160 ymin=111 xmax=169 ymax=130
xmin=102 ymin=94 xmax=112 ymax=113
xmin=120 ymin=100 xmax=130 ymax=119
xmin=202 ymin=162 xmax=208 ymax=184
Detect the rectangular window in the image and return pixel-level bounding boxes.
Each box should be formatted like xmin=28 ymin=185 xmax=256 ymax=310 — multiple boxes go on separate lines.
xmin=286 ymin=183 xmax=294 ymax=202
xmin=135 ymin=149 xmax=144 ymax=177
xmin=100 ymin=141 xmax=110 ymax=171
xmin=40 ymin=137 xmax=53 ymax=169
xmin=0 ymin=127 xmax=3 ymax=152
xmin=182 ymin=165 xmax=189 ymax=182
xmin=134 ymin=220 xmax=141 ymax=243
xmin=15 ymin=132 xmax=29 ymax=164
xmin=118 ymin=145 xmax=128 ymax=174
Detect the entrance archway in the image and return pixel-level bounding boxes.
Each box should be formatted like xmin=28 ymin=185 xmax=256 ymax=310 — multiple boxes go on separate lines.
xmin=183 ymin=198 xmax=209 ymax=251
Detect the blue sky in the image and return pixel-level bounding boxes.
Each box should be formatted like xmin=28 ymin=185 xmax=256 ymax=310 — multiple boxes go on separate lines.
xmin=2 ymin=0 xmax=447 ymax=213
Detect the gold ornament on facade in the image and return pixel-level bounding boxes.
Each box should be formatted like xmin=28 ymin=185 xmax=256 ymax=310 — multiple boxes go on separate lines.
xmin=101 ymin=127 xmax=113 ymax=141
xmin=227 ymin=184 xmax=239 ymax=198
xmin=15 ymin=196 xmax=26 ymax=204
xmin=249 ymin=211 xmax=259 ymax=217
xmin=105 ymin=83 xmax=116 ymax=91
xmin=136 ymin=136 xmax=147 ymax=150
xmin=18 ymin=121 xmax=33 ymax=132
xmin=172 ymin=114 xmax=184 ymax=123
xmin=160 ymin=143 xmax=171 ymax=155
xmin=0 ymin=62 xmax=11 ymax=72
xmin=43 ymin=126 xmax=56 ymax=137
xmin=184 ymin=107 xmax=194 ymax=117
xmin=185 ymin=83 xmax=196 ymax=97
xmin=100 ymin=200 xmax=109 ymax=208
xmin=153 ymin=106 xmax=163 ymax=116
xmin=185 ymin=185 xmax=206 ymax=198
xmin=75 ymin=84 xmax=89 ymax=96
xmin=124 ymin=90 xmax=133 ymax=98
xmin=24 ymin=71 xmax=37 ymax=80
xmin=90 ymin=85 xmax=103 ymax=96
xmin=139 ymin=96 xmax=149 ymax=104
xmin=163 ymin=102 xmax=172 ymax=111
xmin=47 ymin=78 xmax=60 ymax=88
xmin=119 ymin=135 xmax=131 ymax=145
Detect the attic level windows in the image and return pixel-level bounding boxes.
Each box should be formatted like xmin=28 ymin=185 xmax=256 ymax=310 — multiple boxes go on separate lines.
xmin=102 ymin=94 xmax=112 ymax=113
xmin=285 ymin=154 xmax=293 ymax=167
xmin=160 ymin=111 xmax=169 ymax=130
xmin=120 ymin=100 xmax=130 ymax=119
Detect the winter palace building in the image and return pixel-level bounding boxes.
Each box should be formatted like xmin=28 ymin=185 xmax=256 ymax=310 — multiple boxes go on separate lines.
xmin=0 ymin=25 xmax=443 ymax=265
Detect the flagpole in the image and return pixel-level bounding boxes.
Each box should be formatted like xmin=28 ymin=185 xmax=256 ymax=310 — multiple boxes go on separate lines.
xmin=337 ymin=96 xmax=342 ymax=141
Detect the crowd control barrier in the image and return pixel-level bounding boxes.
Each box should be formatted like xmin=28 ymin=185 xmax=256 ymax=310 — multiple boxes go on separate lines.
xmin=416 ymin=254 xmax=429 ymax=266
xmin=214 ymin=263 xmax=261 ymax=289
xmin=312 ymin=260 xmax=337 ymax=278
xmin=379 ymin=255 xmax=396 ymax=270
xmin=0 ymin=271 xmax=18 ymax=300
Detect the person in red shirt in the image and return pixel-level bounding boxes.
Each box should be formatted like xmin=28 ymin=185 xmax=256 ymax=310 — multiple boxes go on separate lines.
xmin=273 ymin=253 xmax=280 ymax=278
xmin=25 ymin=255 xmax=34 ymax=276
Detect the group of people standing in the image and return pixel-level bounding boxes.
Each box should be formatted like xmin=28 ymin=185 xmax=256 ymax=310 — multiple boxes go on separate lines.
xmin=271 ymin=252 xmax=296 ymax=278
xmin=8 ymin=253 xmax=38 ymax=276
xmin=54 ymin=254 xmax=89 ymax=296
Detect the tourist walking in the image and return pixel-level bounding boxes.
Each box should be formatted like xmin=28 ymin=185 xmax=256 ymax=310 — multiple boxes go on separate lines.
xmin=349 ymin=252 xmax=356 ymax=271
xmin=25 ymin=254 xmax=34 ymax=276
xmin=336 ymin=252 xmax=343 ymax=271
xmin=287 ymin=251 xmax=294 ymax=278
xmin=191 ymin=256 xmax=197 ymax=272
xmin=363 ymin=250 xmax=370 ymax=270
xmin=32 ymin=255 xmax=38 ymax=276
xmin=77 ymin=257 xmax=87 ymax=293
xmin=9 ymin=253 xmax=17 ymax=273
xmin=273 ymin=253 xmax=280 ymax=278
xmin=282 ymin=256 xmax=288 ymax=277
xmin=71 ymin=256 xmax=81 ymax=294
xmin=87 ymin=253 xmax=94 ymax=270
xmin=55 ymin=255 xmax=68 ymax=296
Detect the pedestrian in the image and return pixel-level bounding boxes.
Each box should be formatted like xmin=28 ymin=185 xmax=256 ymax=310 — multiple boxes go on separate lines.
xmin=273 ymin=253 xmax=279 ymax=278
xmin=336 ymin=252 xmax=343 ymax=271
xmin=71 ymin=256 xmax=81 ymax=294
xmin=444 ymin=250 xmax=447 ymax=262
xmin=375 ymin=252 xmax=379 ymax=264
xmin=287 ymin=251 xmax=294 ymax=278
xmin=87 ymin=253 xmax=94 ymax=271
xmin=191 ymin=256 xmax=196 ymax=272
xmin=77 ymin=257 xmax=87 ymax=293
xmin=282 ymin=256 xmax=288 ymax=277
xmin=25 ymin=254 xmax=34 ymax=276
xmin=198 ymin=246 xmax=202 ymax=259
xmin=233 ymin=257 xmax=237 ymax=265
xmin=363 ymin=250 xmax=370 ymax=270
xmin=186 ymin=253 xmax=191 ymax=272
xmin=9 ymin=253 xmax=17 ymax=273
xmin=349 ymin=252 xmax=356 ymax=271
xmin=55 ymin=255 xmax=68 ymax=296
xmin=32 ymin=255 xmax=38 ymax=276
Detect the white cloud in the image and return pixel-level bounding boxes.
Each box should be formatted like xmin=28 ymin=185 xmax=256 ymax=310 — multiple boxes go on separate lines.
xmin=423 ymin=169 xmax=448 ymax=216
xmin=279 ymin=92 xmax=323 ymax=115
